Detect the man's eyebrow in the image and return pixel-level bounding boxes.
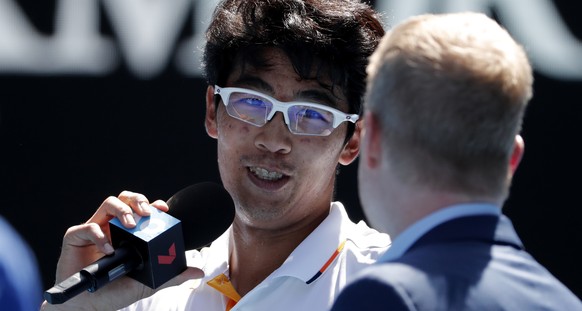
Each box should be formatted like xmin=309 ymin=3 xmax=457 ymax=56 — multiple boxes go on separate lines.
xmin=232 ymin=74 xmax=341 ymax=108
xmin=298 ymin=90 xmax=340 ymax=108
xmin=231 ymin=75 xmax=272 ymax=92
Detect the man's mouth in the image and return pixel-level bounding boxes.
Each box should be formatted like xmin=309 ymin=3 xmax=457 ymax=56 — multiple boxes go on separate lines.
xmin=248 ymin=167 xmax=285 ymax=181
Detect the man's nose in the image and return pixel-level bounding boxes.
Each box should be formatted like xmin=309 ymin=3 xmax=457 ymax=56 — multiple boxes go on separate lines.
xmin=254 ymin=112 xmax=292 ymax=154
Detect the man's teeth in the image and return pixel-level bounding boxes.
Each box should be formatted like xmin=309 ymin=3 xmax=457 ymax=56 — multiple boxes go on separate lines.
xmin=249 ymin=167 xmax=284 ymax=180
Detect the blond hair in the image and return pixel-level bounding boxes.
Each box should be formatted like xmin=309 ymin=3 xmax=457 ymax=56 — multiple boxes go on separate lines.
xmin=366 ymin=12 xmax=533 ymax=198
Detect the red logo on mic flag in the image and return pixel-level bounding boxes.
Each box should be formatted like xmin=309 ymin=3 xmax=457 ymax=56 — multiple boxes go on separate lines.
xmin=158 ymin=243 xmax=177 ymax=265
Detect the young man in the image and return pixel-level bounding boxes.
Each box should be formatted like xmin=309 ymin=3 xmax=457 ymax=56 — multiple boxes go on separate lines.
xmin=331 ymin=12 xmax=582 ymax=310
xmin=41 ymin=1 xmax=390 ymax=310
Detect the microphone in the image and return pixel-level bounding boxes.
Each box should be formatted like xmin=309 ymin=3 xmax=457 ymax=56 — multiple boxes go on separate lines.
xmin=44 ymin=182 xmax=235 ymax=304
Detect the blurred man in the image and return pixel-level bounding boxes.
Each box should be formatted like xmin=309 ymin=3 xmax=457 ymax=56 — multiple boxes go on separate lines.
xmin=0 ymin=216 xmax=42 ymax=311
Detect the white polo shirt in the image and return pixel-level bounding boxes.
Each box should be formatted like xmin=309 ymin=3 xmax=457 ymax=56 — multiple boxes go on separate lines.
xmin=121 ymin=202 xmax=390 ymax=311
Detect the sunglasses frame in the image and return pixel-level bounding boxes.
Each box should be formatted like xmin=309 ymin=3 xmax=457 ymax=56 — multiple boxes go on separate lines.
xmin=214 ymin=85 xmax=359 ymax=136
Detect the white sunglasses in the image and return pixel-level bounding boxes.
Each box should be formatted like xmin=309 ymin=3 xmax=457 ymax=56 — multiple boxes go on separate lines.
xmin=214 ymin=85 xmax=359 ymax=136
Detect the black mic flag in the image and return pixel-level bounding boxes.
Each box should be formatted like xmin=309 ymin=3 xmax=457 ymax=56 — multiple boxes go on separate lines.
xmin=44 ymin=182 xmax=235 ymax=304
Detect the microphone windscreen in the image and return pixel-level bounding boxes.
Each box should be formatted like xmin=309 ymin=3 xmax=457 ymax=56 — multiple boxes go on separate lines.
xmin=167 ymin=182 xmax=235 ymax=250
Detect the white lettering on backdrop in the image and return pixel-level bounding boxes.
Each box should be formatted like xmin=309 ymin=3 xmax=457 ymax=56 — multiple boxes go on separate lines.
xmin=0 ymin=0 xmax=580 ymax=80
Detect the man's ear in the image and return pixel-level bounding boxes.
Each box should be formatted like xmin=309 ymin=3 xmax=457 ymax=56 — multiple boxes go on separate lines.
xmin=205 ymin=85 xmax=218 ymax=139
xmin=361 ymin=111 xmax=382 ymax=169
xmin=339 ymin=119 xmax=362 ymax=166
xmin=509 ymin=134 xmax=525 ymax=175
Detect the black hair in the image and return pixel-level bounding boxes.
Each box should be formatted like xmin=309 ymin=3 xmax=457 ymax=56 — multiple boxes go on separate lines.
xmin=202 ymin=0 xmax=385 ymax=140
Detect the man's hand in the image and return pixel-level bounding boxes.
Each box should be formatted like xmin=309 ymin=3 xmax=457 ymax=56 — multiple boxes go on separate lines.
xmin=41 ymin=191 xmax=204 ymax=310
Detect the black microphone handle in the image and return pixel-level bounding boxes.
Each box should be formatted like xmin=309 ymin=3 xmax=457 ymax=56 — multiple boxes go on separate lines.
xmin=44 ymin=245 xmax=143 ymax=304
xmin=83 ymin=245 xmax=143 ymax=292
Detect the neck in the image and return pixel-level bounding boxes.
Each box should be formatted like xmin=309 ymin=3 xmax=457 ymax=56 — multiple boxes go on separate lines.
xmin=227 ymin=209 xmax=328 ymax=297
xmin=371 ymin=179 xmax=501 ymax=240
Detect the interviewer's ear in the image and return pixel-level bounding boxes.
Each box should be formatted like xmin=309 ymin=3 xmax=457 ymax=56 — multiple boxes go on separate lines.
xmin=361 ymin=111 xmax=382 ymax=169
xmin=509 ymin=135 xmax=525 ymax=175
xmin=205 ymin=85 xmax=218 ymax=139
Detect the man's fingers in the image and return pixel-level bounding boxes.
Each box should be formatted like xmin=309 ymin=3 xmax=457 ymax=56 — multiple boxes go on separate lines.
xmin=63 ymin=223 xmax=114 ymax=255
xmin=86 ymin=192 xmax=150 ymax=228
xmin=151 ymin=199 xmax=169 ymax=212
xmin=118 ymin=190 xmax=153 ymax=216
xmin=85 ymin=196 xmax=134 ymax=228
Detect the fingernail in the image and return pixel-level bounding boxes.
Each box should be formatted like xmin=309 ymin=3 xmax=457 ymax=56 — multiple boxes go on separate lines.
xmin=139 ymin=202 xmax=151 ymax=215
xmin=124 ymin=213 xmax=136 ymax=226
xmin=104 ymin=243 xmax=114 ymax=254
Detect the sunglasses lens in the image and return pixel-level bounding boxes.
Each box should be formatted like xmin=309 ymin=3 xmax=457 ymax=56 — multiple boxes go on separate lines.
xmin=225 ymin=91 xmax=272 ymax=126
xmin=288 ymin=105 xmax=335 ymax=135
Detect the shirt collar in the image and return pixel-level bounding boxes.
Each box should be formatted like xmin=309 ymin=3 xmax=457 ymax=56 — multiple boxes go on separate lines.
xmin=379 ymin=203 xmax=501 ymax=262
xmin=198 ymin=202 xmax=356 ymax=284
xmin=269 ymin=201 xmax=352 ymax=283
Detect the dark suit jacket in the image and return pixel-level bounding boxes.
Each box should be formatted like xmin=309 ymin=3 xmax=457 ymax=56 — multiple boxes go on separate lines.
xmin=331 ymin=215 xmax=582 ymax=310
